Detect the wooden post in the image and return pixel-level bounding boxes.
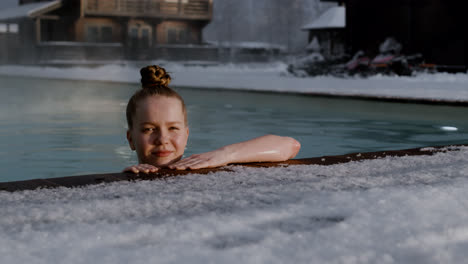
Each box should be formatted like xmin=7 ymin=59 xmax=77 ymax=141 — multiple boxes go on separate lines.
xmin=35 ymin=18 xmax=41 ymax=44
xmin=81 ymin=0 xmax=85 ymax=17
xmin=178 ymin=0 xmax=182 ymax=15
xmin=209 ymin=0 xmax=213 ymax=19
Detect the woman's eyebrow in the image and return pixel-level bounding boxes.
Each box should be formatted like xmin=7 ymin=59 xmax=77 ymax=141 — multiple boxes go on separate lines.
xmin=139 ymin=122 xmax=156 ymax=126
xmin=166 ymin=121 xmax=183 ymax=125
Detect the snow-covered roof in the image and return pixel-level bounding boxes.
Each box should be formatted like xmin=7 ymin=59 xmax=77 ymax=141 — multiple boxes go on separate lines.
xmin=302 ymin=6 xmax=345 ymax=30
xmin=0 ymin=0 xmax=61 ymax=21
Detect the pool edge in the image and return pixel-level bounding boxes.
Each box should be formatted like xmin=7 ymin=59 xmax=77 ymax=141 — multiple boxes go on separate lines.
xmin=1 ymin=144 xmax=466 ymax=192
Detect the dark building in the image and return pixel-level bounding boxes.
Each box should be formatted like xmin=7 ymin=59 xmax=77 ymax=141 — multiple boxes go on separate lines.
xmin=302 ymin=5 xmax=346 ymax=58
xmin=324 ymin=0 xmax=467 ymax=70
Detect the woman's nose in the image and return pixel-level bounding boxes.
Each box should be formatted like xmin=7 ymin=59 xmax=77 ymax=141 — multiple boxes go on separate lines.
xmin=154 ymin=129 xmax=169 ymax=144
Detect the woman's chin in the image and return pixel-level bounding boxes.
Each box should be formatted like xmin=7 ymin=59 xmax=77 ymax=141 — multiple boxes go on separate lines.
xmin=146 ymin=156 xmax=181 ymax=167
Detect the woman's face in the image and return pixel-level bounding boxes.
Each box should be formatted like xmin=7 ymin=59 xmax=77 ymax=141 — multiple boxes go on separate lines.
xmin=127 ymin=96 xmax=189 ymax=167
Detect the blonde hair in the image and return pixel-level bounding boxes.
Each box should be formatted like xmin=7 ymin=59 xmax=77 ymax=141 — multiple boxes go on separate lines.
xmin=126 ymin=65 xmax=187 ymax=129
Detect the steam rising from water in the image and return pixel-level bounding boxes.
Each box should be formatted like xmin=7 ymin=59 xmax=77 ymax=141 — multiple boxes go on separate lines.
xmin=0 ymin=76 xmax=129 ymax=120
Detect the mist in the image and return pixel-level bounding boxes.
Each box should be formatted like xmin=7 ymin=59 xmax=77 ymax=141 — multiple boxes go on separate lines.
xmin=203 ymin=0 xmax=334 ymax=52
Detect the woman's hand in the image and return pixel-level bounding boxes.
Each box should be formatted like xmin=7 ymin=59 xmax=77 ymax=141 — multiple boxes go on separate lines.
xmin=123 ymin=164 xmax=159 ymax=174
xmin=168 ymin=150 xmax=229 ymax=170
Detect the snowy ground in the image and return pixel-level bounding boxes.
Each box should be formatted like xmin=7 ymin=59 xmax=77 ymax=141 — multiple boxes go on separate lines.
xmin=1 ymin=147 xmax=468 ymax=263
xmin=0 ymin=62 xmax=468 ymax=102
xmin=1 ymin=63 xmax=468 ymax=263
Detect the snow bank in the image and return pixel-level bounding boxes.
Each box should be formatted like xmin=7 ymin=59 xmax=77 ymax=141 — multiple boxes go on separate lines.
xmin=0 ymin=63 xmax=467 ymax=102
xmin=1 ymin=147 xmax=468 ymax=263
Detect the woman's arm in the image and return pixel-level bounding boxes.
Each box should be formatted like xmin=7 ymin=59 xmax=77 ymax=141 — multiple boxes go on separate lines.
xmin=169 ymin=135 xmax=301 ymax=170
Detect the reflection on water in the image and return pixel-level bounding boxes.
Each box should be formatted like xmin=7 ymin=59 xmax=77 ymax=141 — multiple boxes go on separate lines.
xmin=1 ymin=75 xmax=467 ymax=181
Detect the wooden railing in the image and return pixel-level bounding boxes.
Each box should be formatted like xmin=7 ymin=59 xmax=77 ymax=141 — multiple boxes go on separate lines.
xmin=84 ymin=0 xmax=212 ymax=20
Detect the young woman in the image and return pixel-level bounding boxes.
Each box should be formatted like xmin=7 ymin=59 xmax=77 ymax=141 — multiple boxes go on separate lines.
xmin=124 ymin=65 xmax=301 ymax=173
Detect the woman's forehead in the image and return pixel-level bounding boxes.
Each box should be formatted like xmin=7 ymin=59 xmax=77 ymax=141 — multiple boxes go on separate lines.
xmin=137 ymin=96 xmax=183 ymax=111
xmin=136 ymin=96 xmax=185 ymax=121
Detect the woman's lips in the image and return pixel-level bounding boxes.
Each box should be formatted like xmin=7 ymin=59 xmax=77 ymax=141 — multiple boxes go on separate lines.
xmin=153 ymin=151 xmax=173 ymax=157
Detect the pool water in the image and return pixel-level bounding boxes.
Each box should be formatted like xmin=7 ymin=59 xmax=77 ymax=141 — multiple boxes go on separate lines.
xmin=0 ymin=75 xmax=467 ymax=182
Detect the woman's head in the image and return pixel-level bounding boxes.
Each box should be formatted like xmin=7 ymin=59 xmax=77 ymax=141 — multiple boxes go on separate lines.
xmin=126 ymin=65 xmax=187 ymax=129
xmin=126 ymin=65 xmax=189 ymax=166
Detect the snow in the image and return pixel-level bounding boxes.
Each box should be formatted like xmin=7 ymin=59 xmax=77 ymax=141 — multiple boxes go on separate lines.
xmin=1 ymin=147 xmax=468 ymax=263
xmin=302 ymin=6 xmax=346 ymax=30
xmin=0 ymin=63 xmax=467 ymax=102
xmin=440 ymin=126 xmax=458 ymax=132
xmin=0 ymin=1 xmax=60 ymax=20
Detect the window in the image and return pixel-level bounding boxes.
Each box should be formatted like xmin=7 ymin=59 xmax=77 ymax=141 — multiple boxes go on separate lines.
xmin=167 ymin=27 xmax=189 ymax=44
xmin=0 ymin=23 xmax=19 ymax=34
xmin=167 ymin=28 xmax=177 ymax=44
xmin=178 ymin=29 xmax=187 ymax=43
xmin=128 ymin=26 xmax=152 ymax=48
xmin=101 ymin=26 xmax=113 ymax=42
xmin=86 ymin=25 xmax=113 ymax=43
xmin=141 ymin=28 xmax=150 ymax=48
xmin=8 ymin=24 xmax=18 ymax=33
xmin=87 ymin=26 xmax=99 ymax=42
xmin=129 ymin=28 xmax=138 ymax=38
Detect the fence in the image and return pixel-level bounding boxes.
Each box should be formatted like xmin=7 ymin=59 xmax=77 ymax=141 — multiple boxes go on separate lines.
xmin=84 ymin=0 xmax=211 ymax=20
xmin=0 ymin=42 xmax=284 ymax=65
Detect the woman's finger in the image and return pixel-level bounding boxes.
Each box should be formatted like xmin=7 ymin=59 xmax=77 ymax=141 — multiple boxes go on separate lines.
xmin=188 ymin=161 xmax=210 ymax=170
xmin=169 ymin=158 xmax=198 ymax=169
xmin=123 ymin=164 xmax=158 ymax=174
xmin=140 ymin=164 xmax=158 ymax=171
xmin=175 ymin=158 xmax=217 ymax=170
xmin=179 ymin=158 xmax=207 ymax=168
xmin=175 ymin=156 xmax=197 ymax=165
xmin=172 ymin=160 xmax=199 ymax=170
xmin=123 ymin=166 xmax=140 ymax=173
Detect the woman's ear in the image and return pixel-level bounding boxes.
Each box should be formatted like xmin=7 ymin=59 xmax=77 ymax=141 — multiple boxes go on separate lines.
xmin=127 ymin=130 xmax=136 ymax=150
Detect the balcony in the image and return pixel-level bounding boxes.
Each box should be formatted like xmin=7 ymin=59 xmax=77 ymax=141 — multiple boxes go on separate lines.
xmin=84 ymin=0 xmax=212 ymax=20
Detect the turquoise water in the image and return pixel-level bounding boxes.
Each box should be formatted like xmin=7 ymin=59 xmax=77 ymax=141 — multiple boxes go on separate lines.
xmin=0 ymin=75 xmax=467 ymax=182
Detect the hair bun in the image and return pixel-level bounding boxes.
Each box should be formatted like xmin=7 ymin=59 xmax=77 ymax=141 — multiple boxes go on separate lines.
xmin=140 ymin=65 xmax=171 ymax=88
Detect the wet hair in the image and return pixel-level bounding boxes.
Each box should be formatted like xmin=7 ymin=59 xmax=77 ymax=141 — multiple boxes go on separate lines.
xmin=126 ymin=65 xmax=187 ymax=129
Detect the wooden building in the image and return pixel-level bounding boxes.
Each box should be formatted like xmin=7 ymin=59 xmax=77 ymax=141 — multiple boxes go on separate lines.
xmin=323 ymin=0 xmax=467 ymax=71
xmin=302 ymin=5 xmax=346 ymax=58
xmin=0 ymin=0 xmax=213 ymax=63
